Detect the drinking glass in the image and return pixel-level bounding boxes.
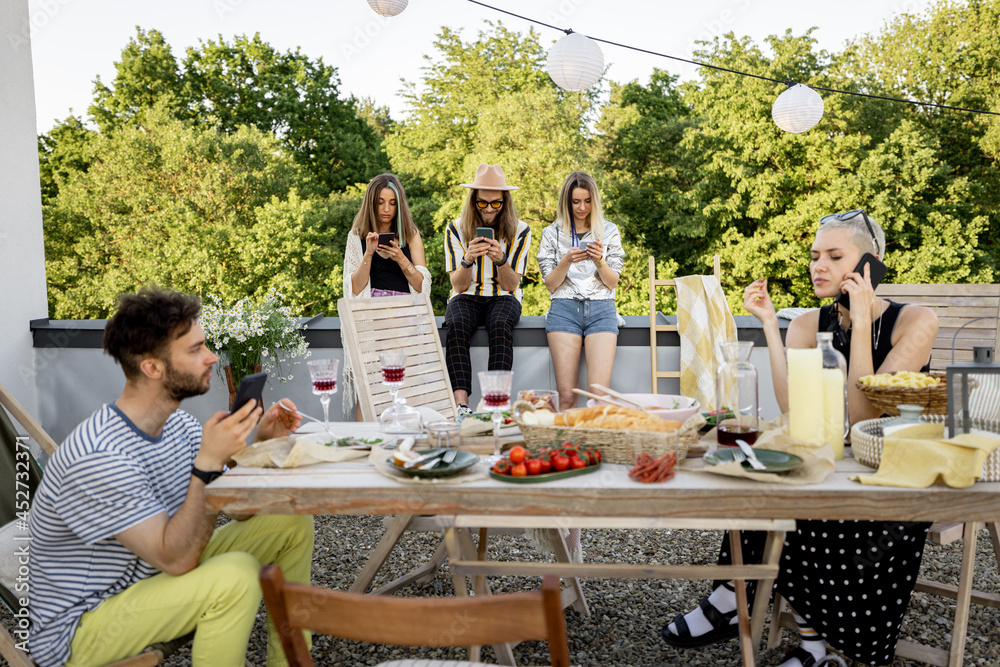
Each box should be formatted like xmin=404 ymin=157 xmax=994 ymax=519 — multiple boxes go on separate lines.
xmin=478 ymin=370 xmax=513 ymax=463
xmin=307 ymin=358 xmax=340 ymax=429
xmin=715 ymin=341 xmax=758 ymax=447
xmin=379 ymin=352 xmax=421 ymax=433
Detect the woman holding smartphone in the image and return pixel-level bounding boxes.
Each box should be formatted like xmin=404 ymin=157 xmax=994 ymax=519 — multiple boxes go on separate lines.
xmin=342 ymin=173 xmax=430 ymax=417
xmin=663 ymin=210 xmax=938 ymax=667
xmin=537 ymin=171 xmax=625 ymax=411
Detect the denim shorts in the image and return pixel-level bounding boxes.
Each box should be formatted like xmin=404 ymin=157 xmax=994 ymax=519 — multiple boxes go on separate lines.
xmin=545 ymin=299 xmax=619 ymax=336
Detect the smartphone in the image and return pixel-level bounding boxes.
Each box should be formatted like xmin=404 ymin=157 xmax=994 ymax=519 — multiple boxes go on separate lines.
xmin=836 ymin=253 xmax=887 ymax=309
xmin=475 ymin=227 xmax=494 ymax=240
xmin=377 ymin=232 xmax=395 ymax=247
xmin=230 ymin=371 xmax=268 ymax=413
xmin=578 ymin=241 xmax=592 ymax=252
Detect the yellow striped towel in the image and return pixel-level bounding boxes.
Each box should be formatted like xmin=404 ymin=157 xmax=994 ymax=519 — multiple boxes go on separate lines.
xmin=675 ymin=275 xmax=738 ymax=412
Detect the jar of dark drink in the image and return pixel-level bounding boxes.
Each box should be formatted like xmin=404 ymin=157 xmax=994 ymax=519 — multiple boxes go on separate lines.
xmin=715 ymin=341 xmax=759 ymax=447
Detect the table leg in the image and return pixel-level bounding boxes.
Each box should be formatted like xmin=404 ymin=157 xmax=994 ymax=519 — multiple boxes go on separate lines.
xmin=729 ymin=529 xmax=756 ymax=667
xmin=752 ymin=529 xmax=786 ymax=649
xmin=456 ymin=528 xmax=516 ymax=666
xmin=350 ymin=514 xmax=414 ymax=593
xmin=949 ymin=522 xmax=979 ymax=666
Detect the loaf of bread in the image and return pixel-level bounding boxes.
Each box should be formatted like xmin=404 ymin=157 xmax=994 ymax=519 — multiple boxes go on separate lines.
xmin=554 ymin=404 xmax=681 ymax=432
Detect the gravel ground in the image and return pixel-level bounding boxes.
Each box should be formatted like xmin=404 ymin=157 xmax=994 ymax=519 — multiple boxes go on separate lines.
xmin=7 ymin=516 xmax=999 ymax=666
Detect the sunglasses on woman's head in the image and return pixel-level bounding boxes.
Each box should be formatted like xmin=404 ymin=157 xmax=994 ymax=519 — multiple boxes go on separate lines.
xmin=476 ymin=199 xmax=503 ymax=210
xmin=819 ymin=208 xmax=880 ymax=254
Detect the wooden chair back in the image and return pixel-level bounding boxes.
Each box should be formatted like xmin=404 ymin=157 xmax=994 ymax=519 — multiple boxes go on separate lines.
xmin=648 ymin=254 xmax=722 ymax=393
xmin=875 ymin=284 xmax=1000 ymax=369
xmin=260 ymin=565 xmax=571 ymax=667
xmin=338 ymin=293 xmax=457 ymax=421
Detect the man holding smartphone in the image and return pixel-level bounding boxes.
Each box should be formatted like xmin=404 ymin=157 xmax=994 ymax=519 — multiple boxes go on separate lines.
xmin=29 ymin=288 xmax=313 ymax=667
xmin=444 ymin=163 xmax=532 ymax=414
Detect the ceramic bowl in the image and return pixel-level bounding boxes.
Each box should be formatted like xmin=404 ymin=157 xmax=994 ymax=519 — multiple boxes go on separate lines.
xmin=586 ymin=393 xmax=700 ymax=423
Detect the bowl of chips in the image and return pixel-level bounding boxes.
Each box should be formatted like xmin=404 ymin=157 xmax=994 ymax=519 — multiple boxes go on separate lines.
xmin=856 ymin=370 xmax=978 ymax=416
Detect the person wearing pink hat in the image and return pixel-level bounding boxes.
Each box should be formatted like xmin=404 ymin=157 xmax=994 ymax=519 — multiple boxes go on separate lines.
xmin=444 ymin=163 xmax=532 ymax=414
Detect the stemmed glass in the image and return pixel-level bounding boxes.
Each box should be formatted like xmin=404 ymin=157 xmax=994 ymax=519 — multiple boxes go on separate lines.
xmin=307 ymin=358 xmax=340 ymax=429
xmin=379 ymin=352 xmax=421 ymax=433
xmin=478 ymin=370 xmax=513 ymax=463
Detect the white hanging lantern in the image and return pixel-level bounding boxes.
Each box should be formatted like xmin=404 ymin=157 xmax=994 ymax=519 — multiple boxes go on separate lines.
xmin=771 ymin=83 xmax=825 ymax=133
xmin=366 ymin=0 xmax=407 ymax=17
xmin=546 ymin=31 xmax=604 ymax=92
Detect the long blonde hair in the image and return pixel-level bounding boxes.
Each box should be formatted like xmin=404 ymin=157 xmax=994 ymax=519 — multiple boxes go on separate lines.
xmin=351 ymin=173 xmax=417 ymax=247
xmin=458 ymin=188 xmax=519 ymax=246
xmin=555 ymin=171 xmax=605 ymax=243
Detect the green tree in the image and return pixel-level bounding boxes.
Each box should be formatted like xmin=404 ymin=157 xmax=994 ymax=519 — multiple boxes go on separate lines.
xmin=44 ymin=110 xmax=347 ymax=318
xmin=88 ymin=28 xmax=387 ymax=194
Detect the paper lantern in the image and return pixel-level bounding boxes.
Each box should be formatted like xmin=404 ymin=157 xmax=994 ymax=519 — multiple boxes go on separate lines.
xmin=771 ymin=83 xmax=824 ymax=133
xmin=546 ymin=31 xmax=604 ymax=92
xmin=366 ymin=0 xmax=407 ymax=17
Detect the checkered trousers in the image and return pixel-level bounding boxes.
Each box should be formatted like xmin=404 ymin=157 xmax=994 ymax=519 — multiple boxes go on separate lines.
xmin=444 ymin=294 xmax=522 ymax=394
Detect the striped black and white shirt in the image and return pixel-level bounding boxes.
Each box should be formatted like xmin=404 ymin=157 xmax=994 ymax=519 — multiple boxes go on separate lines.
xmin=28 ymin=404 xmax=201 ymax=667
xmin=444 ymin=219 xmax=532 ymax=301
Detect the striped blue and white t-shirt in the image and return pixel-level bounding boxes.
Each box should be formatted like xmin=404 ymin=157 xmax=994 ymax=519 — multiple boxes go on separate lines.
xmin=28 ymin=403 xmax=202 ymax=667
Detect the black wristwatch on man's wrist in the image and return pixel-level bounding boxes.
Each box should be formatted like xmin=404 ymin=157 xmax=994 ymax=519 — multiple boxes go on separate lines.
xmin=191 ymin=465 xmax=224 ymax=485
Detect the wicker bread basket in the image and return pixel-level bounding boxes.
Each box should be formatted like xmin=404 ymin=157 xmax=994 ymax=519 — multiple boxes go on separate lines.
xmin=512 ymin=400 xmax=692 ymax=464
xmin=855 ymin=371 xmax=978 ymax=416
xmin=850 ymin=415 xmax=1000 ymax=482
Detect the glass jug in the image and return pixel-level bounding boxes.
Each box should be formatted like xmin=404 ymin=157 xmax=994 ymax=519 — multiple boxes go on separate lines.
xmin=816 ymin=332 xmax=848 ymax=460
xmin=715 ymin=341 xmax=759 ymax=447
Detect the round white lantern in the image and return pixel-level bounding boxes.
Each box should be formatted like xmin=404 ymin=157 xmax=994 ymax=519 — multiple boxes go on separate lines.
xmin=546 ymin=31 xmax=604 ymax=92
xmin=366 ymin=0 xmax=407 ymax=17
xmin=771 ymin=84 xmax=825 ymax=133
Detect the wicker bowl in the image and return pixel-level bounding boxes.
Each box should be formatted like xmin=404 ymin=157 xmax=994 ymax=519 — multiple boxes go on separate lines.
xmin=512 ymin=400 xmax=692 ymax=464
xmin=851 ymin=415 xmax=1000 ymax=482
xmin=855 ymin=371 xmax=978 ymax=416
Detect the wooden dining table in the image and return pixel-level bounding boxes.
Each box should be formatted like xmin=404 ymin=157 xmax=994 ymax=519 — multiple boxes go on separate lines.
xmin=205 ymin=446 xmax=1000 ymax=666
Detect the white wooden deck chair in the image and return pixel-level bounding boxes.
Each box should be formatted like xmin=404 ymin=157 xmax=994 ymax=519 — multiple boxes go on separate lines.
xmin=337 ymin=295 xmax=589 ymax=619
xmin=339 ymin=292 xmax=457 ymax=422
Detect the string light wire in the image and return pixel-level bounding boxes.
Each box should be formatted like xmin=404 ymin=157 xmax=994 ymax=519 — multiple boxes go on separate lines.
xmin=466 ymin=0 xmax=1000 ymax=117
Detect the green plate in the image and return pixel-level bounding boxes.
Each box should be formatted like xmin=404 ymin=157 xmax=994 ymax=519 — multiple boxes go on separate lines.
xmin=704 ymin=448 xmax=804 ymax=474
xmin=490 ymin=462 xmax=601 ymax=484
xmin=395 ymin=450 xmax=479 ymax=478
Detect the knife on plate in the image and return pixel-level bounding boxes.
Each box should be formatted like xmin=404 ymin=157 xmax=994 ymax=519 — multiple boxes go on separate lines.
xmin=735 ymin=439 xmax=767 ymax=471
xmin=403 ymin=449 xmax=449 ymax=469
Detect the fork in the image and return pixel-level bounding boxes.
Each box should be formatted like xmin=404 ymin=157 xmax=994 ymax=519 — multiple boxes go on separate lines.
xmin=734 ymin=439 xmax=767 ymax=471
xmin=277 ymin=401 xmax=337 ymax=438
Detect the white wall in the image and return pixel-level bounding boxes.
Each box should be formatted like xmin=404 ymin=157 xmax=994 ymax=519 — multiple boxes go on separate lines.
xmin=0 ymin=0 xmax=49 ymax=433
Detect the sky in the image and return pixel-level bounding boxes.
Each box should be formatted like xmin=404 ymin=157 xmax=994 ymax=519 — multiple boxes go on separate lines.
xmin=26 ymin=0 xmax=933 ymax=134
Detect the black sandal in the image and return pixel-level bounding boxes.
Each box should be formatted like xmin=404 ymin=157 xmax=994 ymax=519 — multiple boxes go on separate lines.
xmin=661 ymin=596 xmax=740 ymax=648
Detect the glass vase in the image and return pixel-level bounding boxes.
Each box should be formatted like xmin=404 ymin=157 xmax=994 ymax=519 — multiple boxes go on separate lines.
xmin=715 ymin=341 xmax=759 ymax=447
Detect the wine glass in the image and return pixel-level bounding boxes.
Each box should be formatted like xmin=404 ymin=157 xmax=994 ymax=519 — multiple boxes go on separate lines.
xmin=307 ymin=358 xmax=340 ymax=429
xmin=478 ymin=370 xmax=513 ymax=463
xmin=379 ymin=352 xmax=421 ymax=433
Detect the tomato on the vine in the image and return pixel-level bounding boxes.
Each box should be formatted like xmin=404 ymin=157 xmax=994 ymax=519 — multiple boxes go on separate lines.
xmin=569 ymin=455 xmax=587 ymax=470
xmin=510 ymin=462 xmax=528 ymax=477
xmin=538 ymin=458 xmax=553 ymax=473
xmin=552 ymin=454 xmax=570 ymax=471
xmin=525 ymin=459 xmax=542 ymax=476
xmin=508 ymin=445 xmax=527 ymax=465
xmin=492 ymin=460 xmax=510 ymax=475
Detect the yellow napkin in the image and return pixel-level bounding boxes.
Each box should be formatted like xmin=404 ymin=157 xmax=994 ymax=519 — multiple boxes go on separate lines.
xmin=675 ymin=275 xmax=738 ymax=412
xmin=852 ymin=423 xmax=1000 ymax=488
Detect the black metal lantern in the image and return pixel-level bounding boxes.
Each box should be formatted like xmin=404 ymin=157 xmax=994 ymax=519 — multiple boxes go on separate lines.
xmin=946 ymin=344 xmax=1000 ymax=437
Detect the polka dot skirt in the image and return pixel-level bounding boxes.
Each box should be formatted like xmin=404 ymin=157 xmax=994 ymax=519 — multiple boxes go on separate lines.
xmin=717 ymin=520 xmax=930 ymax=664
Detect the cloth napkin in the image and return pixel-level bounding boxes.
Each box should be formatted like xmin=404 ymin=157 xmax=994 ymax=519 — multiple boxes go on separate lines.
xmin=368 ymin=447 xmax=488 ymax=485
xmin=688 ymin=416 xmax=836 ymax=485
xmin=232 ymin=435 xmax=369 ymax=468
xmin=852 ymin=423 xmax=1000 ymax=488
xmin=674 ymin=275 xmax=738 ymax=412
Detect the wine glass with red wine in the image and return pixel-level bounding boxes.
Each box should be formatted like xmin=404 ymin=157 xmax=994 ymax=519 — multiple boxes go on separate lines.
xmin=307 ymin=358 xmax=340 ymax=429
xmin=477 ymin=370 xmax=513 ymax=463
xmin=379 ymin=352 xmax=421 ymax=433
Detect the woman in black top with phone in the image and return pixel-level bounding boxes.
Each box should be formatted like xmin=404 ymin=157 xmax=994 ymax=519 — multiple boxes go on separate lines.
xmin=342 ymin=174 xmax=430 ymax=417
xmin=663 ymin=210 xmax=939 ymax=667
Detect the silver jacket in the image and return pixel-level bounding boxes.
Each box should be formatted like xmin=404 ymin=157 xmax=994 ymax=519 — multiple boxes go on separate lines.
xmin=536 ymin=219 xmax=624 ymax=301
